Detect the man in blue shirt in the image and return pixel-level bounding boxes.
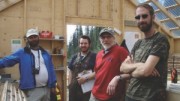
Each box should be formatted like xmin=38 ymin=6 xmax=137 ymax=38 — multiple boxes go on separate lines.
xmin=0 ymin=28 xmax=56 ymax=101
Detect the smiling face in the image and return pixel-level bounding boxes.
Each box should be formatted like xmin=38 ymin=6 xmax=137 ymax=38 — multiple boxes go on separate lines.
xmin=79 ymin=38 xmax=90 ymax=53
xmin=135 ymin=7 xmax=154 ymax=33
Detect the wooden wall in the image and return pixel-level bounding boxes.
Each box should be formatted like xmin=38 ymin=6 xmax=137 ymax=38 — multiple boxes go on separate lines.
xmin=174 ymin=39 xmax=180 ymax=53
xmin=0 ymin=0 xmax=178 ymax=79
xmin=0 ymin=0 xmax=179 ymax=100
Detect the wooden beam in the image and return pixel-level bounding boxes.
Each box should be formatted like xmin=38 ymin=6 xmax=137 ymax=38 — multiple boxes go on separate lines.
xmin=0 ymin=81 xmax=27 ymax=100
xmin=13 ymin=86 xmax=17 ymax=101
xmin=174 ymin=36 xmax=180 ymax=39
xmin=154 ymin=9 xmax=161 ymax=13
xmin=141 ymin=0 xmax=151 ymax=4
xmin=175 ymin=0 xmax=180 ymax=5
xmin=0 ymin=0 xmax=22 ymax=12
xmin=129 ymin=0 xmax=139 ymax=6
xmin=23 ymin=0 xmax=27 ymax=34
xmin=154 ymin=19 xmax=173 ymax=37
xmin=51 ymin=0 xmax=55 ymax=32
xmin=66 ymin=16 xmax=113 ymax=27
xmin=151 ymin=0 xmax=180 ymax=28
xmin=125 ymin=20 xmax=137 ymax=27
xmin=165 ymin=4 xmax=178 ymax=10
xmin=160 ymin=18 xmax=170 ymax=23
xmin=175 ymin=16 xmax=180 ymax=20
xmin=1 ymin=81 xmax=8 ymax=101
xmin=169 ymin=27 xmax=180 ymax=31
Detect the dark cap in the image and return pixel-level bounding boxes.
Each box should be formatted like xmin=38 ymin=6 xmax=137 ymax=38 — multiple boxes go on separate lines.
xmin=99 ymin=28 xmax=115 ymax=37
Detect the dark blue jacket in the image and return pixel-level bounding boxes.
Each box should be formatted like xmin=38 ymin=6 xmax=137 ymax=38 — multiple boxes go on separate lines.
xmin=0 ymin=46 xmax=56 ymax=89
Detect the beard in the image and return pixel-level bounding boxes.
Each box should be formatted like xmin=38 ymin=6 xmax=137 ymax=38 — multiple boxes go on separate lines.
xmin=101 ymin=42 xmax=115 ymax=50
xmin=80 ymin=47 xmax=89 ymax=53
xmin=28 ymin=40 xmax=39 ymax=48
xmin=138 ymin=19 xmax=153 ymax=32
xmin=102 ymin=44 xmax=111 ymax=50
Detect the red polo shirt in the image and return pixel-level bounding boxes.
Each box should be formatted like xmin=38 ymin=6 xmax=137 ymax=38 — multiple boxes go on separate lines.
xmin=92 ymin=45 xmax=128 ymax=100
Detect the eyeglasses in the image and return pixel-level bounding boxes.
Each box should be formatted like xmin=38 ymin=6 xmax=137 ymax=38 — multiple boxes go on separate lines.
xmin=100 ymin=35 xmax=113 ymax=39
xmin=135 ymin=14 xmax=148 ymax=20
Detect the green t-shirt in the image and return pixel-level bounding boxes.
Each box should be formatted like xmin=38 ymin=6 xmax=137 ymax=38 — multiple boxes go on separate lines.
xmin=126 ymin=32 xmax=170 ymax=100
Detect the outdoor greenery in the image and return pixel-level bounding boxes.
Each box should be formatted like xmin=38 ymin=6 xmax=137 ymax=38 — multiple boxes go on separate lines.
xmin=67 ymin=25 xmax=103 ymax=60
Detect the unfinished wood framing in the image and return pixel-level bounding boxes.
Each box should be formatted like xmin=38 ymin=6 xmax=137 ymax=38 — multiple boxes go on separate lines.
xmin=0 ymin=0 xmax=180 ymax=101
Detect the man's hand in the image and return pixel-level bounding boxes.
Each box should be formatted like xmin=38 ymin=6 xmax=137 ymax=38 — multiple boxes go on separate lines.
xmin=51 ymin=87 xmax=56 ymax=94
xmin=124 ymin=55 xmax=133 ymax=64
xmin=151 ymin=68 xmax=160 ymax=77
xmin=106 ymin=76 xmax=120 ymax=95
xmin=77 ymin=76 xmax=87 ymax=84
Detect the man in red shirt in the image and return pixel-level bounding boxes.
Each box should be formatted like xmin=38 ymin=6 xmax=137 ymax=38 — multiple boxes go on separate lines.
xmin=90 ymin=28 xmax=130 ymax=101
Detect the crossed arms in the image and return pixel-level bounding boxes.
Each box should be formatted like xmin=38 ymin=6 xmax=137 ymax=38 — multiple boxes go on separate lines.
xmin=120 ymin=55 xmax=160 ymax=78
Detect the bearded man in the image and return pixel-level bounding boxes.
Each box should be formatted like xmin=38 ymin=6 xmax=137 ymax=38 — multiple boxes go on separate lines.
xmin=89 ymin=28 xmax=129 ymax=101
xmin=0 ymin=28 xmax=57 ymax=101
xmin=68 ymin=35 xmax=96 ymax=101
xmin=120 ymin=4 xmax=170 ymax=101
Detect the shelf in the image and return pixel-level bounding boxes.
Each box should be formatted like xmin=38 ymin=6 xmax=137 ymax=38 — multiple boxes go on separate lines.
xmin=39 ymin=35 xmax=65 ymax=101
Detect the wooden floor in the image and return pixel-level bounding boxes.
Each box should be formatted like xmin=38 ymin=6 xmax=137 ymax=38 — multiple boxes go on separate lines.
xmin=0 ymin=81 xmax=26 ymax=101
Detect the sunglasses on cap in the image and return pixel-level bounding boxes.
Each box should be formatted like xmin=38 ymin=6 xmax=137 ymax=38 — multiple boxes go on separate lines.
xmin=135 ymin=14 xmax=148 ymax=20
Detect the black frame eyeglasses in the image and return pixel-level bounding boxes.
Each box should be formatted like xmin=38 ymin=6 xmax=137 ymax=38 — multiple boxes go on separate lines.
xmin=135 ymin=14 xmax=148 ymax=20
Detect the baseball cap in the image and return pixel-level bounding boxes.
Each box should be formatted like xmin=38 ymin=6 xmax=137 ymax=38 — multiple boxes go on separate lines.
xmin=99 ymin=28 xmax=115 ymax=37
xmin=26 ymin=28 xmax=39 ymax=37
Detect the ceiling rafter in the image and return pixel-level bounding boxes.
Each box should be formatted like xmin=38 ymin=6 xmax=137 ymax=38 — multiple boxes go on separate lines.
xmin=160 ymin=18 xmax=170 ymax=23
xmin=0 ymin=0 xmax=22 ymax=12
xmin=165 ymin=4 xmax=178 ymax=10
xmin=169 ymin=27 xmax=180 ymax=31
xmin=154 ymin=9 xmax=160 ymax=13
xmin=175 ymin=0 xmax=180 ymax=5
xmin=150 ymin=0 xmax=180 ymax=28
xmin=175 ymin=16 xmax=180 ymax=20
xmin=141 ymin=0 xmax=151 ymax=4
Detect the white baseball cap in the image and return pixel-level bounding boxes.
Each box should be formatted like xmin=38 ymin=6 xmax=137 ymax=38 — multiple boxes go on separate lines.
xmin=26 ymin=28 xmax=39 ymax=38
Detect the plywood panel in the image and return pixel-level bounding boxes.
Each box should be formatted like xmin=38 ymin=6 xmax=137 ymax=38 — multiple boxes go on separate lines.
xmin=26 ymin=0 xmax=52 ymax=30
xmin=174 ymin=39 xmax=180 ymax=53
xmin=66 ymin=0 xmax=78 ymax=16
xmin=78 ymin=0 xmax=100 ymax=18
xmin=0 ymin=1 xmax=179 ymax=101
xmin=54 ymin=0 xmax=65 ymax=34
xmin=0 ymin=2 xmax=24 ymax=17
xmin=124 ymin=0 xmax=136 ymax=21
xmin=0 ymin=17 xmax=24 ymax=55
xmin=26 ymin=0 xmax=51 ymax=19
xmin=100 ymin=0 xmax=111 ymax=19
xmin=66 ymin=0 xmax=112 ymax=20
xmin=27 ymin=18 xmax=51 ymax=31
